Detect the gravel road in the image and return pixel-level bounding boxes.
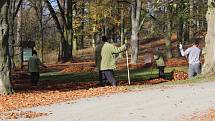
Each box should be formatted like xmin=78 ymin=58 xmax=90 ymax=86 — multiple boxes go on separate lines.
xmin=7 ymin=82 xmax=215 ymax=121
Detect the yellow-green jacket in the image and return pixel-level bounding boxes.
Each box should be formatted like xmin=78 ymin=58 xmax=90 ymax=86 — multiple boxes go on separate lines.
xmin=154 ymin=52 xmax=165 ymax=67
xmin=96 ymin=42 xmax=126 ymax=70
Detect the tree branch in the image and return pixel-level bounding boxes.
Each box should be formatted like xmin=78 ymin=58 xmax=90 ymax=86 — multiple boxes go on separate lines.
xmin=138 ymin=17 xmax=145 ymax=32
xmin=43 ymin=0 xmax=65 ymax=41
xmin=13 ymin=0 xmax=22 ymax=19
xmin=56 ymin=0 xmax=68 ymax=29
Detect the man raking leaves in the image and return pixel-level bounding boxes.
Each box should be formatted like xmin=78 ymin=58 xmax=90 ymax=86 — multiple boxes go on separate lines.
xmin=95 ymin=36 xmax=129 ymax=86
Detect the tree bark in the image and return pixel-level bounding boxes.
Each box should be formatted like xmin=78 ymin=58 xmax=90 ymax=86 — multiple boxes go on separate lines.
xmin=131 ymin=0 xmax=142 ymax=64
xmin=131 ymin=32 xmax=139 ymax=63
xmin=0 ymin=1 xmax=13 ymax=95
xmin=67 ymin=0 xmax=74 ymax=59
xmin=202 ymin=0 xmax=215 ymax=75
xmin=165 ymin=7 xmax=173 ymax=58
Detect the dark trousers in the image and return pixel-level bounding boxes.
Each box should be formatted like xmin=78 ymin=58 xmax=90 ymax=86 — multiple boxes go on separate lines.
xmin=30 ymin=72 xmax=39 ymax=86
xmin=99 ymin=70 xmax=117 ymax=86
xmin=158 ymin=66 xmax=165 ymax=78
xmin=98 ymin=71 xmax=104 ymax=86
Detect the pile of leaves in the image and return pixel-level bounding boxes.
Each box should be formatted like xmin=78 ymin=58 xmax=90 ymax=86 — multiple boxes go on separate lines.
xmin=0 ymin=111 xmax=48 ymax=119
xmin=171 ymin=70 xmax=188 ymax=81
xmin=166 ymin=58 xmax=188 ymax=67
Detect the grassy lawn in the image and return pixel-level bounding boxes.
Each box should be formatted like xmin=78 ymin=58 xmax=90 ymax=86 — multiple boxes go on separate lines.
xmin=40 ymin=66 xmax=188 ymax=84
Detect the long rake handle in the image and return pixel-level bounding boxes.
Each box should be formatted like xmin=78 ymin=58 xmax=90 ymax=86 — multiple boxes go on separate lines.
xmin=126 ymin=50 xmax=131 ymax=85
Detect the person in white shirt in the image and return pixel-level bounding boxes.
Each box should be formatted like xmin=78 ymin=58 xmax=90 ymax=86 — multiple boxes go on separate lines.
xmin=179 ymin=41 xmax=201 ymax=78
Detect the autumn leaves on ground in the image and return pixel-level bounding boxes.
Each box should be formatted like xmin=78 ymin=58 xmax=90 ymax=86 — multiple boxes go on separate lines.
xmin=0 ymin=56 xmax=190 ymax=120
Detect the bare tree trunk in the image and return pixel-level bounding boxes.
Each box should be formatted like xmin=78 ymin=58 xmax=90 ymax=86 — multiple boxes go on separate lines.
xmin=131 ymin=0 xmax=144 ymax=63
xmin=40 ymin=0 xmax=44 ymax=63
xmin=119 ymin=8 xmax=125 ymax=58
xmin=35 ymin=0 xmax=44 ymax=63
xmin=8 ymin=0 xmax=16 ymax=69
xmin=67 ymin=0 xmax=73 ymax=59
xmin=189 ymin=0 xmax=194 ymax=41
xmin=131 ymin=31 xmax=139 ymax=63
xmin=0 ymin=1 xmax=13 ymax=95
xmin=165 ymin=8 xmax=173 ymax=58
xmin=17 ymin=4 xmax=22 ymax=68
xmin=202 ymin=0 xmax=215 ymax=75
xmin=80 ymin=1 xmax=85 ymax=49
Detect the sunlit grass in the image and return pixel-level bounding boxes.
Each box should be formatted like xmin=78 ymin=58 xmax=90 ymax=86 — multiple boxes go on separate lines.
xmin=40 ymin=66 xmax=188 ymax=83
xmin=39 ymin=66 xmax=215 ymax=90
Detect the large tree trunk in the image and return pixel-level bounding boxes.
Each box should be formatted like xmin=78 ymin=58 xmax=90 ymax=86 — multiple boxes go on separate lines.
xmin=67 ymin=0 xmax=73 ymax=59
xmin=202 ymin=0 xmax=215 ymax=74
xmin=131 ymin=32 xmax=139 ymax=63
xmin=165 ymin=8 xmax=173 ymax=58
xmin=0 ymin=1 xmax=13 ymax=95
xmin=130 ymin=0 xmax=143 ymax=64
xmin=39 ymin=0 xmax=44 ymax=63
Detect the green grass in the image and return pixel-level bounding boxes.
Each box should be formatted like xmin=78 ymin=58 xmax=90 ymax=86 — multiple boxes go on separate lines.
xmin=39 ymin=66 xmax=215 ymax=90
xmin=40 ymin=66 xmax=188 ymax=84
xmin=162 ymin=74 xmax=215 ymax=85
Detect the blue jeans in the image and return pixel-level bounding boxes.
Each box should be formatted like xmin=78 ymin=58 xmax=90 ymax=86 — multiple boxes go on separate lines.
xmin=188 ymin=63 xmax=201 ymax=78
xmin=101 ymin=70 xmax=117 ymax=86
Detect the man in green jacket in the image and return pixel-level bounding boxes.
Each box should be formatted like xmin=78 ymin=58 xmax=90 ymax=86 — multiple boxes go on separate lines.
xmin=28 ymin=50 xmax=47 ymax=86
xmin=95 ymin=36 xmax=127 ymax=86
xmin=153 ymin=48 xmax=165 ymax=78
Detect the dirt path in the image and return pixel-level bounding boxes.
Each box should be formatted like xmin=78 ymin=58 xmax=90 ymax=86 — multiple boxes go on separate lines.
xmin=8 ymin=82 xmax=215 ymax=121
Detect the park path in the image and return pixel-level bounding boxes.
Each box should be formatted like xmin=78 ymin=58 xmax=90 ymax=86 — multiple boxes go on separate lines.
xmin=8 ymin=82 xmax=215 ymax=121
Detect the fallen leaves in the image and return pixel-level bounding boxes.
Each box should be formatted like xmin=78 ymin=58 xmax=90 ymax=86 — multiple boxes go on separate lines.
xmin=5 ymin=58 xmax=189 ymax=120
xmin=60 ymin=66 xmax=94 ymax=73
xmin=166 ymin=58 xmax=188 ymax=67
xmin=0 ymin=111 xmax=48 ymax=119
xmin=189 ymin=109 xmax=215 ymax=121
xmin=60 ymin=63 xmax=95 ymax=73
xmin=0 ymin=86 xmax=127 ymax=113
xmin=171 ymin=70 xmax=188 ymax=81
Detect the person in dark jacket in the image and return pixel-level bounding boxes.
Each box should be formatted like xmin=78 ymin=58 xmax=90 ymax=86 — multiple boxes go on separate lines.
xmin=28 ymin=50 xmax=47 ymax=86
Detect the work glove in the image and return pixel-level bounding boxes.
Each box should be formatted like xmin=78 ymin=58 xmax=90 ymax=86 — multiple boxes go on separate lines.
xmin=179 ymin=43 xmax=183 ymax=49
